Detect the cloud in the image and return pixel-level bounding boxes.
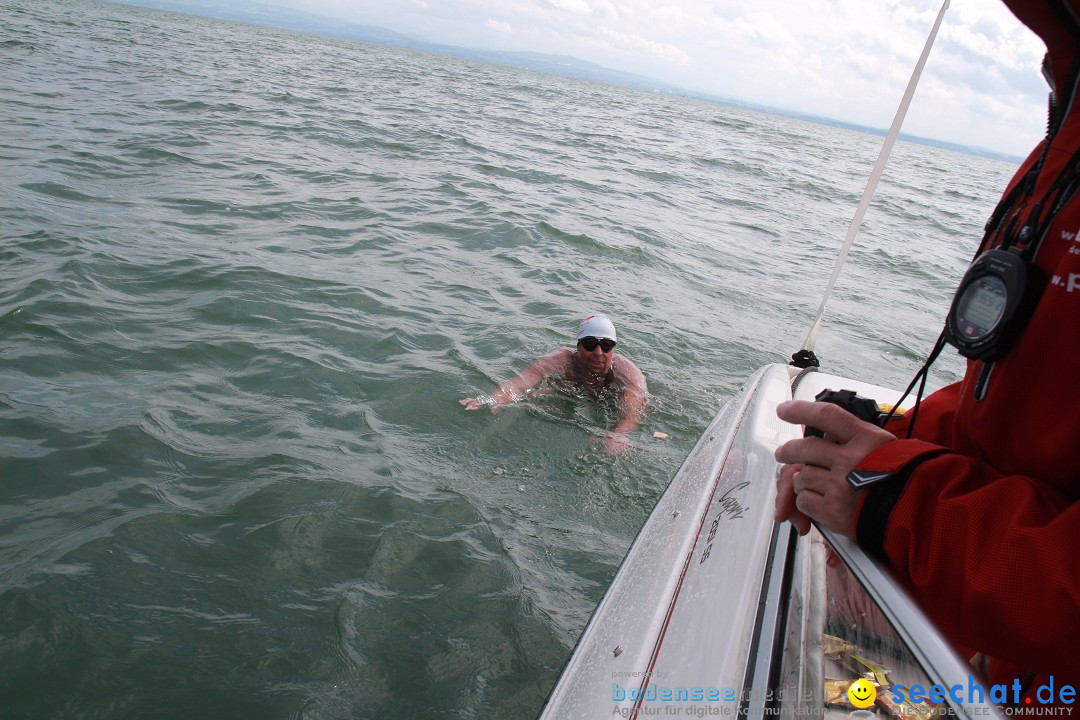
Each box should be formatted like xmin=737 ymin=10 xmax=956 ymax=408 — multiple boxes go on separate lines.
xmin=485 ymin=19 xmax=513 ymax=33
xmin=597 ymin=27 xmax=692 ymax=65
xmin=542 ymin=0 xmax=590 ymax=15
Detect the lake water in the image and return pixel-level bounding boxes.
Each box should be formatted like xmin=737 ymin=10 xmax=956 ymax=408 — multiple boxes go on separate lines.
xmin=0 ymin=1 xmax=1019 ymax=717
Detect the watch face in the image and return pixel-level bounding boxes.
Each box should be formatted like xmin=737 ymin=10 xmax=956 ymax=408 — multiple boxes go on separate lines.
xmin=956 ymin=275 xmax=1007 ymax=340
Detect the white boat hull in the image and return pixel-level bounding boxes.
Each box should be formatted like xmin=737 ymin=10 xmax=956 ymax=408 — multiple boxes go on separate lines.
xmin=538 ymin=364 xmax=1003 ymax=720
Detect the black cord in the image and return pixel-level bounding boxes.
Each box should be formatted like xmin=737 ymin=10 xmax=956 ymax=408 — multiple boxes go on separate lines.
xmin=906 ymin=336 xmax=946 ymax=439
xmin=878 ymin=331 xmax=948 ymax=438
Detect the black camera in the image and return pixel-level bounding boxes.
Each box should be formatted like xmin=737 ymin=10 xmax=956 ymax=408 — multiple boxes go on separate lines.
xmin=804 ymin=389 xmax=883 ymax=438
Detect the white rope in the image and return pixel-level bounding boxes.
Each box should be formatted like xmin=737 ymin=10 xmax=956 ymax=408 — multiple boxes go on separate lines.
xmin=802 ymin=0 xmax=951 ymax=354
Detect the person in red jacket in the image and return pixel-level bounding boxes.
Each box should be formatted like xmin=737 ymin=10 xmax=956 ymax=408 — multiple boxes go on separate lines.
xmin=774 ymin=0 xmax=1080 ymax=701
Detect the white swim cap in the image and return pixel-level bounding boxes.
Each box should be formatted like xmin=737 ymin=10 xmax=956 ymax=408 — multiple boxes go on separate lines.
xmin=576 ymin=314 xmax=617 ymax=342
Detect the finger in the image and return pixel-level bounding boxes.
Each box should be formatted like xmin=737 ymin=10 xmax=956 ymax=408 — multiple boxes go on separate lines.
xmin=774 ymin=465 xmax=812 ymax=534
xmin=793 ymin=480 xmax=858 ymax=536
xmin=776 ymin=400 xmax=869 ymax=444
xmin=791 ymin=512 xmax=812 ymax=536
xmin=794 ymin=488 xmax=824 ymax=523
xmin=774 ymin=463 xmax=800 ymax=521
xmin=793 ymin=463 xmax=831 ymax=496
xmin=774 ymin=436 xmax=847 ymax=470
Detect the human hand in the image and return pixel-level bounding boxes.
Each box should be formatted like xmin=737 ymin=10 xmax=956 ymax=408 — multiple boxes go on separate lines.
xmin=604 ymin=432 xmax=633 ymax=456
xmin=773 ymin=400 xmax=896 ymax=536
xmin=460 ymin=396 xmax=499 ymax=412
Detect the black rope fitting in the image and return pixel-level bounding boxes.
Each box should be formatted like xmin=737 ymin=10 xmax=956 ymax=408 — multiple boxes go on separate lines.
xmin=790 ymin=350 xmax=820 ymax=369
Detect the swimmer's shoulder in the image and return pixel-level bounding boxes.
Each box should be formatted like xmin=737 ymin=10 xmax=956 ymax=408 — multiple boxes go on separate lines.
xmin=611 ymin=354 xmax=647 ymax=390
xmin=533 ymin=347 xmax=576 ymax=377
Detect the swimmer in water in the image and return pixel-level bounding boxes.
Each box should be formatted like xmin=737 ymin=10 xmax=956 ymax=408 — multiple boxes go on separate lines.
xmin=460 ymin=314 xmax=648 ymax=455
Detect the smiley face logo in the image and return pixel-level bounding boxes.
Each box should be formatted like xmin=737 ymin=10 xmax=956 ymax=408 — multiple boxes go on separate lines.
xmin=847 ymin=678 xmax=877 ymax=709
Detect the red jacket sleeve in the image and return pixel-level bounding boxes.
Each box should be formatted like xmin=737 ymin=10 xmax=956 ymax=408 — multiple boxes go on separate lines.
xmin=853 ymin=418 xmax=1080 ymax=680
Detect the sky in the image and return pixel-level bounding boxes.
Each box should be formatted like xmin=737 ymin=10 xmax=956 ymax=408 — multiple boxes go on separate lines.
xmin=269 ymin=0 xmax=1050 ymax=158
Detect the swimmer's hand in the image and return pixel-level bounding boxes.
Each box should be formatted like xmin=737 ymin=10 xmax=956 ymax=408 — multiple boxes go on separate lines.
xmin=460 ymin=396 xmax=500 ymax=412
xmin=604 ymin=432 xmax=633 ymax=456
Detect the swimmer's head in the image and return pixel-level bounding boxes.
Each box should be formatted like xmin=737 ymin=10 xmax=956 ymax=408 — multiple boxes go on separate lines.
xmin=576 ymin=314 xmax=617 ymax=343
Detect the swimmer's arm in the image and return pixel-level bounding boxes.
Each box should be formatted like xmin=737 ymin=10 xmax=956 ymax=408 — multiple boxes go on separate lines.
xmin=461 ymin=349 xmax=571 ymax=411
xmin=604 ymin=390 xmax=646 ymax=456
xmin=606 ymin=359 xmax=648 ymax=454
xmin=613 ymin=387 xmax=647 ymax=433
xmin=615 ymin=356 xmax=649 ymax=428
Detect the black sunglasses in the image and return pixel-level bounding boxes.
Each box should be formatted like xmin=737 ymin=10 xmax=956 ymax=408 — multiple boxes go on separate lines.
xmin=579 ymin=336 xmax=616 ymax=353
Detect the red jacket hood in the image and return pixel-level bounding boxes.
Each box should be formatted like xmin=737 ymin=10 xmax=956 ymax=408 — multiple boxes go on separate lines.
xmin=1004 ymin=0 xmax=1080 ymax=91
